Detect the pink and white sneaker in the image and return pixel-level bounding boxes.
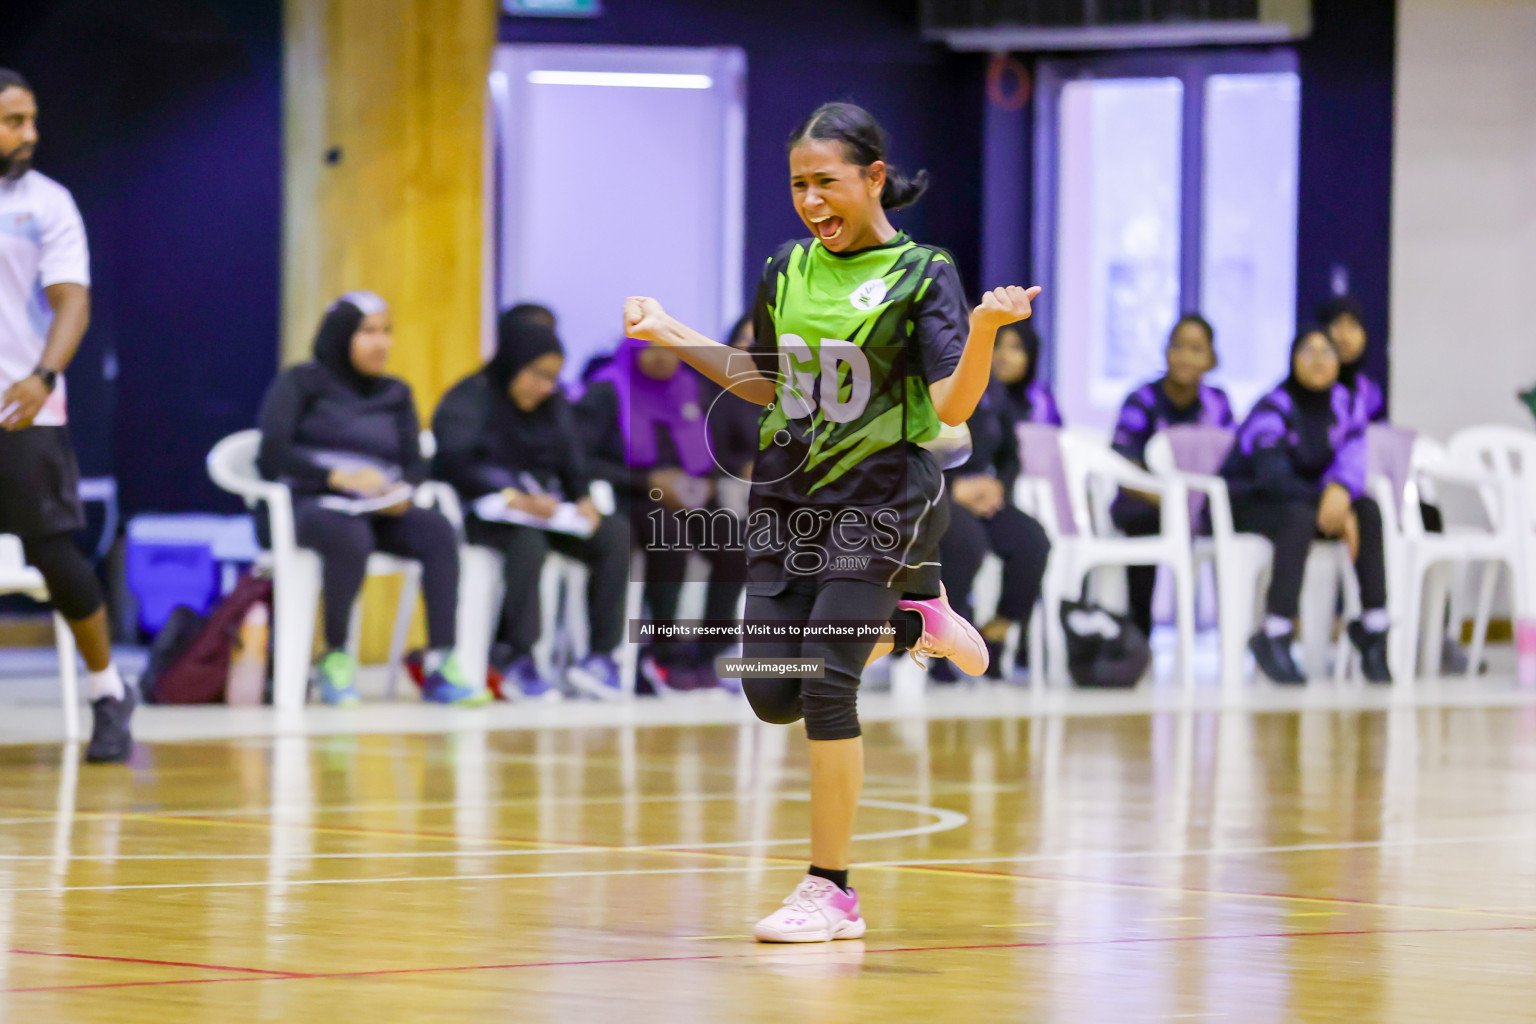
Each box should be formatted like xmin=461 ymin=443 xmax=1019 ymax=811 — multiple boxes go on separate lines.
xmin=896 ymin=583 xmax=990 ymax=676
xmin=754 ymin=876 xmax=867 ymax=943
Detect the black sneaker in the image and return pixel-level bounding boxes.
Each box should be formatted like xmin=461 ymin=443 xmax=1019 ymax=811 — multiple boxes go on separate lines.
xmin=1249 ymin=631 xmax=1306 ymax=684
xmin=85 ymin=685 xmax=137 ymax=764
xmin=1348 ymin=622 xmax=1394 ymax=684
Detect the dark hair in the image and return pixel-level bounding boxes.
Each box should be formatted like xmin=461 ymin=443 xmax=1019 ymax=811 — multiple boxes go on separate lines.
xmin=1169 ymin=313 xmax=1217 ymax=363
xmin=726 ymin=312 xmax=753 ymax=347
xmin=787 ymin=102 xmax=929 ymax=211
xmin=1315 ymin=295 xmax=1365 ymax=331
xmin=506 ymin=302 xmax=556 ymax=329
xmin=1170 ymin=313 xmax=1213 ymax=346
xmin=0 ymin=69 xmax=31 ymax=96
xmin=1290 ymin=324 xmax=1336 ymax=358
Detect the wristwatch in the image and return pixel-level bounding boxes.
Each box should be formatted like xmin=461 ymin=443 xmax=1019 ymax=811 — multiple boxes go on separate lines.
xmin=33 ymin=367 xmax=58 ymax=392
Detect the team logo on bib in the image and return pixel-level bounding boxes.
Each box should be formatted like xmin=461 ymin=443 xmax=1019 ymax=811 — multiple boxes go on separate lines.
xmin=850 ymin=278 xmax=888 ymax=311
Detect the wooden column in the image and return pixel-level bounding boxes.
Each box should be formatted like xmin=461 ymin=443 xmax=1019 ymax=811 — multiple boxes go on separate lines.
xmin=284 ymin=0 xmax=496 ymax=662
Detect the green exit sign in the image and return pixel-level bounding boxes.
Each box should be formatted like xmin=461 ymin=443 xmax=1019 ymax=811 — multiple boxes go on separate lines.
xmin=504 ymin=0 xmax=600 ymax=15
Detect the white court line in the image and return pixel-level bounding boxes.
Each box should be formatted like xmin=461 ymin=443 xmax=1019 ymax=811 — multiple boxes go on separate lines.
xmin=0 ymin=797 xmax=966 ymax=862
xmin=5 ymin=832 xmax=1535 ymax=893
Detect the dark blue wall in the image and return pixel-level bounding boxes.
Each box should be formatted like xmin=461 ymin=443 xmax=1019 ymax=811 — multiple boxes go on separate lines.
xmin=1296 ymin=0 xmax=1395 ymax=395
xmin=0 ymin=0 xmax=1390 ymax=521
xmin=500 ymin=0 xmax=988 ymax=311
xmin=0 ymin=0 xmax=282 ymax=516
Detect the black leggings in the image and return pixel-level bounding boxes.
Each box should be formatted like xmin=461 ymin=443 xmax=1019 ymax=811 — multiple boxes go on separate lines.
xmin=633 ymin=502 xmax=748 ymax=657
xmin=21 ymin=533 xmax=103 ymax=622
xmin=466 ymin=513 xmax=630 ymax=659
xmin=1231 ymin=494 xmax=1387 ymax=620
xmin=742 ymin=578 xmax=900 ymax=742
xmin=938 ymin=501 xmax=1050 ymax=626
xmin=1110 ymin=494 xmax=1163 ymax=637
xmin=295 ymin=501 xmax=460 ymax=650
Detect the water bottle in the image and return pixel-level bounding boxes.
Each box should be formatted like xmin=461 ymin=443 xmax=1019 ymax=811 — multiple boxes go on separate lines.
xmin=227 ymin=601 xmax=269 ymax=706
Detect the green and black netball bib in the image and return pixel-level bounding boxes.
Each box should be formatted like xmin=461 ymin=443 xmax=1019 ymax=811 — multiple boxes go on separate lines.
xmin=746 ymin=233 xmax=968 ymax=507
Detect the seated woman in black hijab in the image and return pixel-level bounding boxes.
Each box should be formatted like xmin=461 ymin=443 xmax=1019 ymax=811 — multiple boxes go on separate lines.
xmin=1220 ymin=327 xmax=1392 ymax=685
xmin=256 ymin=291 xmax=483 ymax=706
xmin=1316 ymin=296 xmax=1384 ymax=427
xmin=433 ymin=311 xmax=628 ymax=700
xmin=1320 ymin=295 xmax=1469 ymax=674
xmin=576 ymin=337 xmax=750 ymax=695
xmin=935 ymin=379 xmax=1051 ymax=681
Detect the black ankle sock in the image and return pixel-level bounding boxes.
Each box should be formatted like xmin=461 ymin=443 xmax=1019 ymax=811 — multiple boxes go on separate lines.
xmin=891 ymin=610 xmax=924 ymax=651
xmin=808 ymin=865 xmax=849 ymax=892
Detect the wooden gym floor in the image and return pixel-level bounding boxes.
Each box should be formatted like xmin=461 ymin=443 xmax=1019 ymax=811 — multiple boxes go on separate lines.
xmin=0 ymin=701 xmax=1534 ymax=1021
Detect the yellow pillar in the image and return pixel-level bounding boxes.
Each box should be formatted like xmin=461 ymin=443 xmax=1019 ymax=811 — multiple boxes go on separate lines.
xmin=284 ymin=0 xmax=496 ymax=662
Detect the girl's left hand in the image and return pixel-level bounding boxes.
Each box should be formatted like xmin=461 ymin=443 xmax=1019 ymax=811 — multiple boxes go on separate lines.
xmin=970 ymin=286 xmax=1042 ymax=332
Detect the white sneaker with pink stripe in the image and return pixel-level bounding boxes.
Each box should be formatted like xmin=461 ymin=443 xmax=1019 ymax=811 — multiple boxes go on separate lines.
xmin=896 ymin=583 xmax=990 ymax=676
xmin=754 ymin=876 xmax=867 ymax=943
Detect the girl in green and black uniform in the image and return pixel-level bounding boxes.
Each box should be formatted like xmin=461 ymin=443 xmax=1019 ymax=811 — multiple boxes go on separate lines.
xmin=623 ymin=102 xmax=1039 ymax=942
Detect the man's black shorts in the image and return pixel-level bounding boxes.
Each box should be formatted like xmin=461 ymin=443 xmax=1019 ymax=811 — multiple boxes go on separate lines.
xmin=0 ymin=426 xmax=86 ymax=539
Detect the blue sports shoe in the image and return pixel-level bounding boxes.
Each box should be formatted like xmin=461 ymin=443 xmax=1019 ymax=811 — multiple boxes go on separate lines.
xmin=422 ymin=652 xmax=492 ymax=706
xmin=315 ymin=650 xmax=362 ymax=707
xmin=566 ymin=653 xmax=623 ymax=701
xmin=501 ymin=655 xmax=560 ymax=701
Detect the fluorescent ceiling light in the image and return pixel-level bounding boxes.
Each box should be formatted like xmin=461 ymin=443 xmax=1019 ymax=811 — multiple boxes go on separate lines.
xmin=527 ymin=70 xmax=713 ymax=90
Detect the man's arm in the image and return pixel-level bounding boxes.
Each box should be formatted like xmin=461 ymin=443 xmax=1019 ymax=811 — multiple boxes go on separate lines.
xmin=1 ymin=282 xmax=90 ymax=430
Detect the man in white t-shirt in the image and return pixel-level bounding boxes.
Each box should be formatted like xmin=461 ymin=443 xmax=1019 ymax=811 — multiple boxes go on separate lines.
xmin=0 ymin=68 xmax=133 ymax=762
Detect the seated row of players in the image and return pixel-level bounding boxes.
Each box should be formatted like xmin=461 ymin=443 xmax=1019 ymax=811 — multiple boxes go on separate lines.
xmin=255 ymin=289 xmax=1398 ymax=701
xmin=256 ymin=295 xmax=762 ymax=703
xmin=947 ymin=299 xmax=1398 ymax=685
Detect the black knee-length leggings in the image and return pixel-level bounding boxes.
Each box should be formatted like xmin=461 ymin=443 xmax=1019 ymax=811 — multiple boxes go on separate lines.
xmin=742 ymin=578 xmax=902 ymax=742
xmin=20 ymin=533 xmax=104 ymax=622
xmin=1231 ymin=493 xmax=1386 ymax=620
xmin=295 ymin=501 xmax=460 ymax=650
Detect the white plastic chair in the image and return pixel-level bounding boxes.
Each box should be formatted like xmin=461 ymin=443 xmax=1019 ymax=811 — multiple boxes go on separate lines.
xmin=1379 ymin=434 xmax=1522 ymax=682
xmin=0 ymin=535 xmax=80 ymax=739
xmin=1446 ymin=425 xmax=1536 ymax=670
xmin=1145 ymin=427 xmax=1360 ymax=688
xmin=1023 ymin=425 xmax=1197 ymax=690
xmin=206 ymin=430 xmax=420 ymax=711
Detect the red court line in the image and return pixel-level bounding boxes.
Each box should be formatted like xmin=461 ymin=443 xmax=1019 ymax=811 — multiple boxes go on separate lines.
xmin=9 ymin=923 xmax=1534 ymax=994
xmin=9 ymin=948 xmax=305 ymax=977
